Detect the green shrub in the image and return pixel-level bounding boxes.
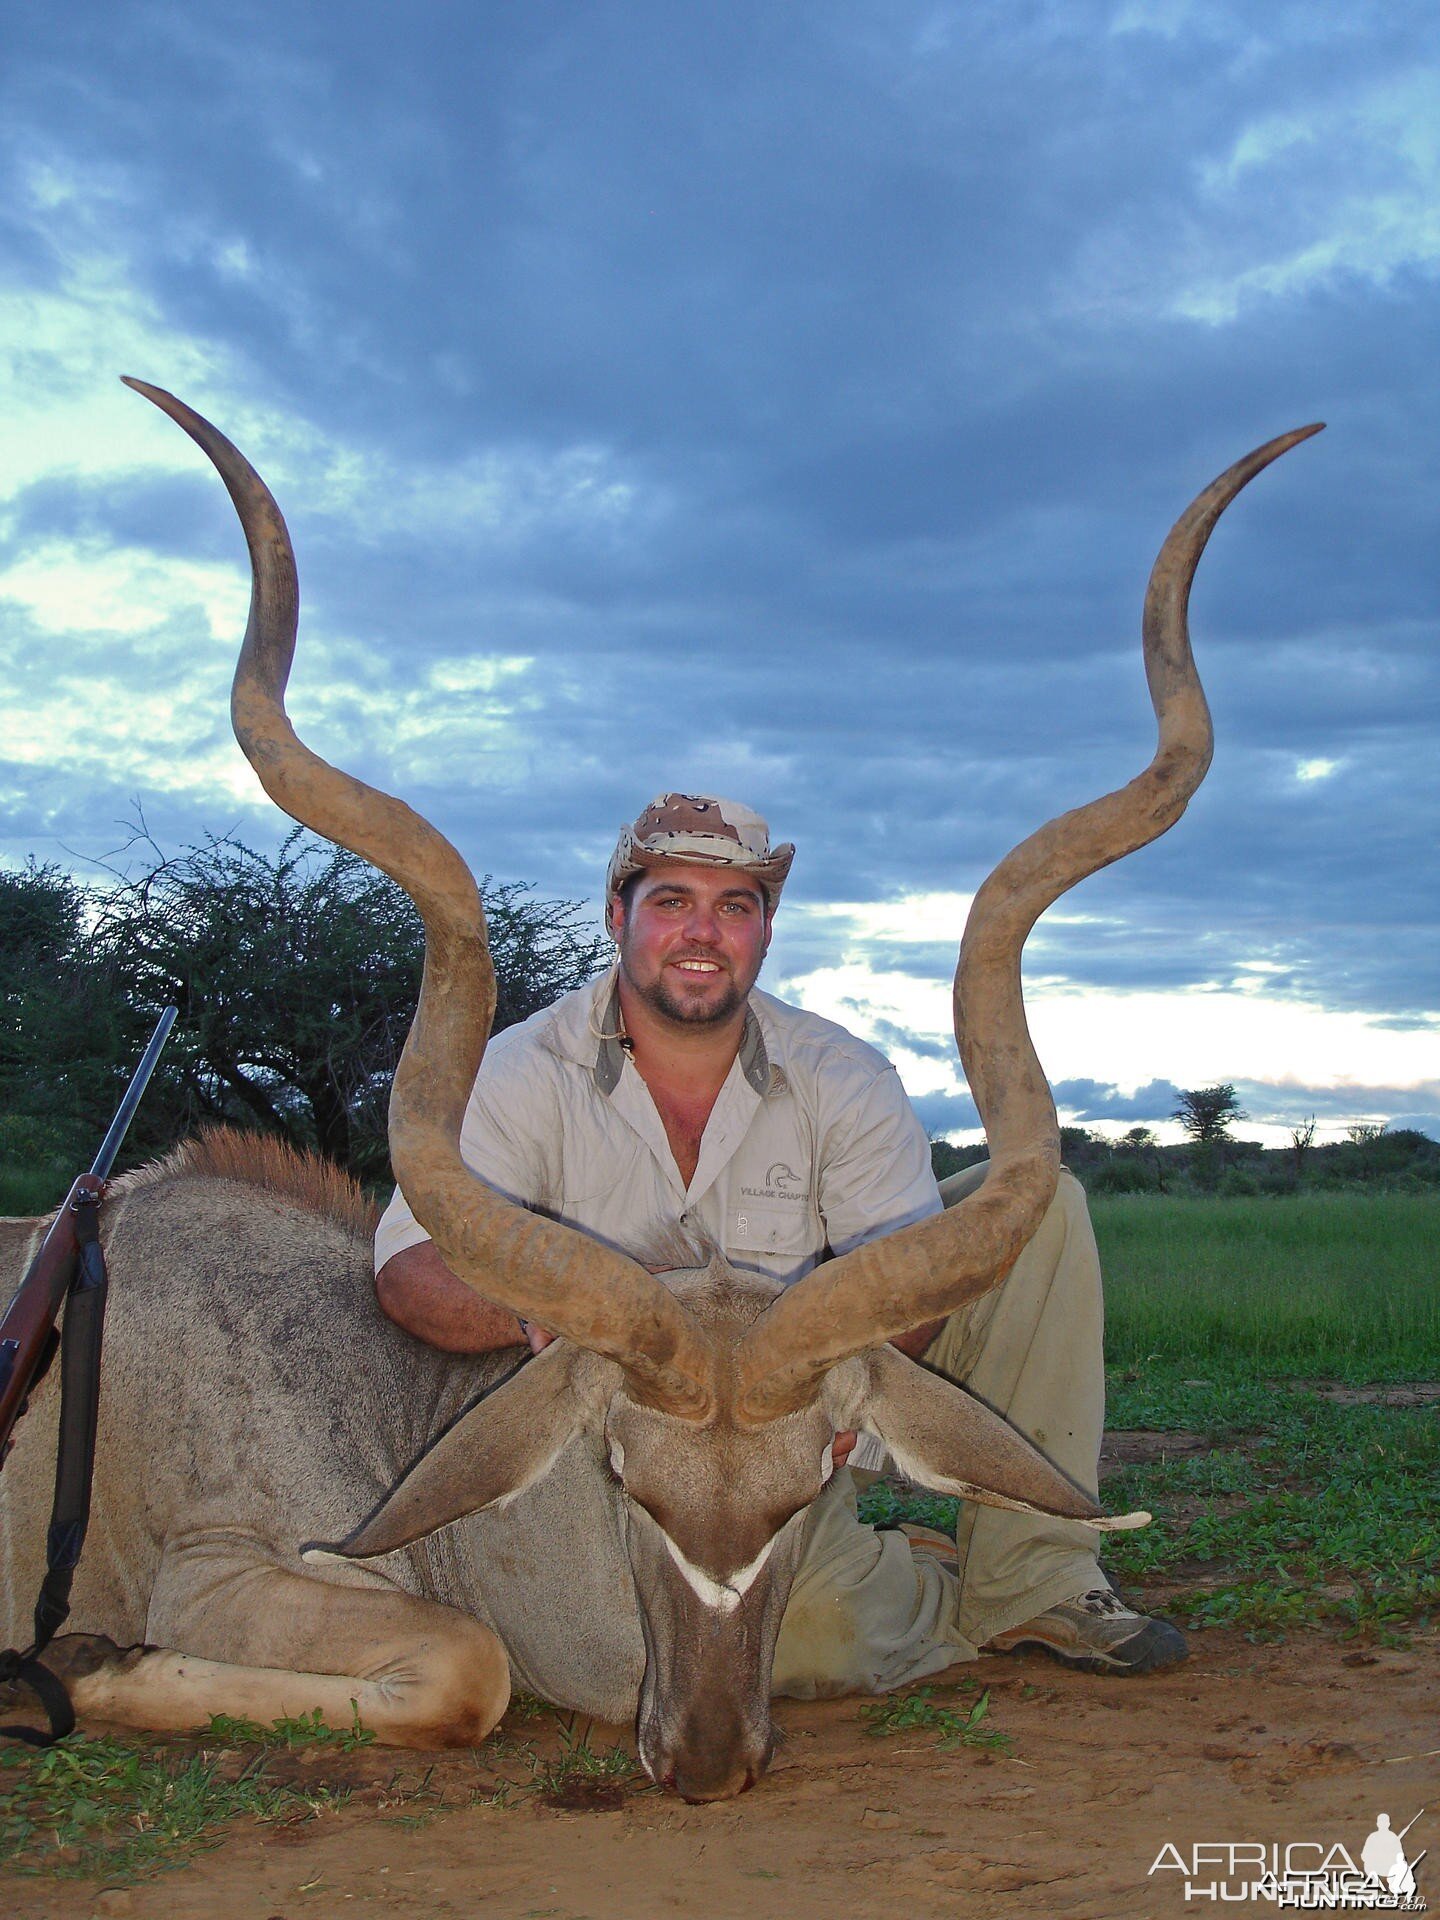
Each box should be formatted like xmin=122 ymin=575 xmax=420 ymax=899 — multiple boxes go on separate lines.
xmin=0 ymin=1114 xmax=86 ymax=1214
xmin=1088 ymin=1157 xmax=1155 ymax=1196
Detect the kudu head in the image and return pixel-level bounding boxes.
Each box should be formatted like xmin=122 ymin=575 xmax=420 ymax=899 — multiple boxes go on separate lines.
xmin=125 ymin=377 xmax=1319 ymax=1799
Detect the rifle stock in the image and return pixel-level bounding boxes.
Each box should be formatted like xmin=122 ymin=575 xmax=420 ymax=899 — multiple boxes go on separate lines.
xmin=0 ymin=1175 xmax=104 ymax=1465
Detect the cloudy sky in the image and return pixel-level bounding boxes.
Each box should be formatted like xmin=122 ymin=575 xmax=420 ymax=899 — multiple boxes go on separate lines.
xmin=3 ymin=1 xmax=1437 ymax=1144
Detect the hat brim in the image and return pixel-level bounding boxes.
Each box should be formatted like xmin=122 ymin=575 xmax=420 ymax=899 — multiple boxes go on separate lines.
xmin=607 ymin=839 xmax=794 ymax=908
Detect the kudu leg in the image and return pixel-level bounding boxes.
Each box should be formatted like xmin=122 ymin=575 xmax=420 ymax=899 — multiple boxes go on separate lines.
xmin=63 ymin=1551 xmax=510 ymax=1748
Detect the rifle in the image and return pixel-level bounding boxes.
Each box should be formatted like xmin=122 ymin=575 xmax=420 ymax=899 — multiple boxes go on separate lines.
xmin=0 ymin=1007 xmax=177 ymax=1465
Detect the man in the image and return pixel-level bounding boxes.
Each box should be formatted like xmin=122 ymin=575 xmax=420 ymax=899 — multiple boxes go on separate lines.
xmin=376 ymin=793 xmax=1185 ymax=1687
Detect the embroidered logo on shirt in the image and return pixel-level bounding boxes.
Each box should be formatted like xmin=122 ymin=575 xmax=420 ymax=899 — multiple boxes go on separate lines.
xmin=739 ymin=1162 xmax=810 ymax=1204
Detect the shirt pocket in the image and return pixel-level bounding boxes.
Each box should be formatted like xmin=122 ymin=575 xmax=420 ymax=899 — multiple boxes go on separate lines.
xmin=726 ymin=1203 xmax=816 ymax=1259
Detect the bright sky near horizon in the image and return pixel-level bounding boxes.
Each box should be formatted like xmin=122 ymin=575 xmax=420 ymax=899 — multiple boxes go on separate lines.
xmin=2 ymin=3 xmax=1437 ymax=1144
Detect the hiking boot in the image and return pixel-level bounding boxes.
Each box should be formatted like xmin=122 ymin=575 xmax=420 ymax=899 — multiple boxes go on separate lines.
xmin=897 ymin=1522 xmax=960 ymax=1574
xmin=985 ymin=1587 xmax=1187 ymax=1676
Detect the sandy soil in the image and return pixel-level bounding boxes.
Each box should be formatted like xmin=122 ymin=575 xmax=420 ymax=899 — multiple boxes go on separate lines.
xmin=7 ymin=1623 xmax=1436 ymax=1920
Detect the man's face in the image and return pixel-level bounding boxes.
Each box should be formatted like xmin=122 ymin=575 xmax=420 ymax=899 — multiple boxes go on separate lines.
xmin=613 ymin=862 xmax=772 ymax=1029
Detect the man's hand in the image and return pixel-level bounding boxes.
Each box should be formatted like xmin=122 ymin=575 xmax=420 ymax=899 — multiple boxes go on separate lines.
xmin=826 ymin=1319 xmax=946 ymax=1471
xmin=376 ymin=1242 xmax=528 ymax=1352
xmin=520 ymin=1320 xmax=555 ymax=1355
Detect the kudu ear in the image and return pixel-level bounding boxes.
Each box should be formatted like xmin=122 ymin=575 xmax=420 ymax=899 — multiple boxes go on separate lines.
xmin=850 ymin=1347 xmax=1148 ymax=1531
xmin=310 ymin=1344 xmax=597 ymax=1561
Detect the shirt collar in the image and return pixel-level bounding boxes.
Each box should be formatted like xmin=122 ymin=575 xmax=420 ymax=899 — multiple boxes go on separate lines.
xmin=590 ymin=975 xmax=776 ymax=1098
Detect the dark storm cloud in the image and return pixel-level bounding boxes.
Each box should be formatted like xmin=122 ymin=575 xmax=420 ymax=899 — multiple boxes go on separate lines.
xmin=909 ymin=1090 xmax=982 ymax=1137
xmin=3 ymin=473 xmax=231 ymax=561
xmin=852 ymin=1017 xmax=956 ymax=1064
xmin=1052 ymin=1078 xmax=1184 ymax=1123
xmin=2 ymin=0 xmax=1436 ymax=1065
xmin=1231 ymin=1079 xmax=1440 ymax=1128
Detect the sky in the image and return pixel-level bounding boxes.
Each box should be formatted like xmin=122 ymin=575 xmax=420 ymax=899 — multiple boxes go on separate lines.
xmin=2 ymin=1 xmax=1438 ymax=1146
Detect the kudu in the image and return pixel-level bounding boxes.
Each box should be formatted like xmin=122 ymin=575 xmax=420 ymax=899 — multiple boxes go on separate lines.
xmin=0 ymin=387 xmax=1319 ymax=1799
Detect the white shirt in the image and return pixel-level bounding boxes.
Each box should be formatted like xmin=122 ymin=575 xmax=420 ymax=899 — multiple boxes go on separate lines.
xmin=375 ymin=970 xmax=942 ymax=1286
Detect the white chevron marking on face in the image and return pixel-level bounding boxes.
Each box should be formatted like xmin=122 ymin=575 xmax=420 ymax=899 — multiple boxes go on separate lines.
xmin=658 ymin=1530 xmax=776 ymax=1614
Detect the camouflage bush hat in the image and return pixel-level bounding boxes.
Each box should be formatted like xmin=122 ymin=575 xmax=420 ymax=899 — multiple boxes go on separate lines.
xmin=606 ymin=794 xmax=795 ymax=917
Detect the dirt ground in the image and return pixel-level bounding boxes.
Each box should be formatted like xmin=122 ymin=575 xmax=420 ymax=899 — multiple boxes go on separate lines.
xmin=5 ymin=1623 xmax=1434 ymax=1920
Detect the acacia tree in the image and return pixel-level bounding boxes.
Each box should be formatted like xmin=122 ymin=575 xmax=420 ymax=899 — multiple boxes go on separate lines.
xmin=2 ymin=831 xmax=606 ymax=1185
xmin=1171 ymin=1084 xmax=1247 ymax=1146
xmin=0 ymin=863 xmax=138 ymax=1166
xmin=0 ymin=864 xmax=88 ymax=1092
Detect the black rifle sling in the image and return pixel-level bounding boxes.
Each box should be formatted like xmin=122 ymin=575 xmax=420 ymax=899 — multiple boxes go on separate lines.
xmin=0 ymin=1188 xmax=109 ymax=1745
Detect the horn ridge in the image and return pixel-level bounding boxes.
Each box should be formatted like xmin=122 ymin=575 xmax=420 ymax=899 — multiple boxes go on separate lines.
xmin=738 ymin=424 xmax=1324 ymax=1419
xmin=124 ymin=378 xmax=711 ymax=1414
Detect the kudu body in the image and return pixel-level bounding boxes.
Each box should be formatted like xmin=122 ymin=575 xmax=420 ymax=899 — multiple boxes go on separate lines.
xmin=0 ymin=390 xmax=1318 ymax=1798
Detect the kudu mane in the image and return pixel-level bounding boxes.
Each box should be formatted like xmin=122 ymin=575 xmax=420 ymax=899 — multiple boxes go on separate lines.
xmin=116 ymin=1127 xmax=380 ymax=1242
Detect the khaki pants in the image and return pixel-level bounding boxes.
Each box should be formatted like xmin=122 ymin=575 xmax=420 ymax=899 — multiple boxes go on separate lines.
xmin=771 ymin=1165 xmax=1106 ymax=1699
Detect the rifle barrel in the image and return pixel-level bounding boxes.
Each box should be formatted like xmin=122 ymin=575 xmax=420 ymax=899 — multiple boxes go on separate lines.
xmin=89 ymin=1007 xmax=179 ymax=1181
xmin=1 ymin=1010 xmax=179 ymax=1465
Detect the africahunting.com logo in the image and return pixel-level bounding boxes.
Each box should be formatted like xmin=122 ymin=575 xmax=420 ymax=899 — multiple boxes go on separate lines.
xmin=1149 ymin=1807 xmax=1426 ymax=1908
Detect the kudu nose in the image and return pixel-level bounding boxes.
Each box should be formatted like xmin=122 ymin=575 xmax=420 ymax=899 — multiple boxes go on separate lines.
xmin=662 ymin=1725 xmax=775 ymax=1803
xmin=673 ymin=1761 xmax=762 ymax=1804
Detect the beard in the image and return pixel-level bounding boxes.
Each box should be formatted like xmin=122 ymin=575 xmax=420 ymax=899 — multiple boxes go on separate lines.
xmin=619 ymin=946 xmax=754 ymax=1028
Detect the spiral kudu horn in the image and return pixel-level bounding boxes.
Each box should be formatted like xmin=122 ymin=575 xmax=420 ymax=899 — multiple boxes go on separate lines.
xmin=123 ymin=378 xmax=711 ymax=1415
xmin=738 ymin=424 xmax=1323 ymax=1420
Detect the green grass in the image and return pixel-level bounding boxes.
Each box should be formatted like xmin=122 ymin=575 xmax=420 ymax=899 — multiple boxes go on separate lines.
xmin=1098 ymin=1365 xmax=1440 ymax=1637
xmin=0 ymin=1161 xmax=68 ymax=1216
xmin=202 ymin=1705 xmax=375 ymax=1751
xmin=524 ymin=1714 xmax=641 ymax=1809
xmin=860 ymin=1193 xmax=1440 ymax=1640
xmin=864 ymin=1367 xmax=1440 ymax=1635
xmin=861 ymin=1367 xmax=1440 ymax=1640
xmin=860 ymin=1683 xmax=1011 ymax=1753
xmin=1093 ymin=1191 xmax=1440 ymax=1376
xmin=0 ymin=1733 xmax=344 ymax=1882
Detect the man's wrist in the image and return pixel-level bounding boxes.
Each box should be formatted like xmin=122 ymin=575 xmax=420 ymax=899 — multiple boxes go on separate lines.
xmin=376 ymin=1247 xmax=529 ymax=1352
xmin=890 ymin=1317 xmax=945 ymax=1360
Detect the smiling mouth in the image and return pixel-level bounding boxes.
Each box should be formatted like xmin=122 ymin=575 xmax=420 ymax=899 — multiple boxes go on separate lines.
xmin=671 ymin=959 xmax=725 ymax=976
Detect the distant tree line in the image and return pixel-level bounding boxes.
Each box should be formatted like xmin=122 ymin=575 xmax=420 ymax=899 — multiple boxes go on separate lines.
xmin=10 ymin=839 xmax=1432 ymax=1218
xmin=0 ymin=830 xmax=607 ymax=1211
xmin=930 ymin=1082 xmax=1440 ymax=1198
